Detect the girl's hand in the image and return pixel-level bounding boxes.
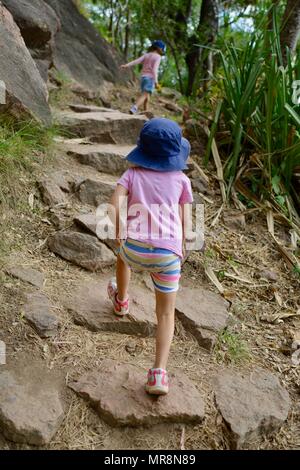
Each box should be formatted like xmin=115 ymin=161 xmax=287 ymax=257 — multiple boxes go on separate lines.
xmin=120 ymin=64 xmax=127 ymax=69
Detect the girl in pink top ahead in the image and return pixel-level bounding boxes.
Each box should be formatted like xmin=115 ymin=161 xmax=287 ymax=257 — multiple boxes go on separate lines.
xmin=120 ymin=40 xmax=166 ymax=114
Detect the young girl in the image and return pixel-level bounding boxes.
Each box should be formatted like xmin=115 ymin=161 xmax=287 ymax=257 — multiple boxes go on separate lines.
xmin=107 ymin=118 xmax=193 ymax=395
xmin=120 ymin=40 xmax=166 ymax=114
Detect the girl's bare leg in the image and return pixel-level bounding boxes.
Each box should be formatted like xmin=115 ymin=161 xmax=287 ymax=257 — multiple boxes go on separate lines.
xmin=136 ymin=92 xmax=148 ymax=109
xmin=116 ymin=254 xmax=131 ymax=301
xmin=153 ymin=290 xmax=177 ymax=370
xmin=144 ymin=93 xmax=150 ymax=111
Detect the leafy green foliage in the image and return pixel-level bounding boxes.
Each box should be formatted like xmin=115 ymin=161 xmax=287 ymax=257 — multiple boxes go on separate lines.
xmin=205 ymin=7 xmax=300 ymax=222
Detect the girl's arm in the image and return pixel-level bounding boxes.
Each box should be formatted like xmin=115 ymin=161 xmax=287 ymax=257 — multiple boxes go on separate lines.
xmin=120 ymin=55 xmax=145 ymax=69
xmin=153 ymin=55 xmax=162 ymax=84
xmin=109 ymin=184 xmax=129 ymax=244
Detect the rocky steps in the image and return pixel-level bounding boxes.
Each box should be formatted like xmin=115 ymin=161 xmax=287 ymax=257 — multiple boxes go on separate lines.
xmin=0 ymin=101 xmax=292 ymax=449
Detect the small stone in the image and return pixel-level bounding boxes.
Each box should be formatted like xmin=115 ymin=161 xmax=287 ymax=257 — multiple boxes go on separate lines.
xmin=125 ymin=340 xmax=137 ymax=355
xmin=5 ymin=265 xmax=44 ymax=288
xmin=38 ymin=178 xmax=67 ymax=206
xmin=257 ymin=270 xmax=278 ymax=282
xmin=191 ymin=177 xmax=209 ymax=194
xmin=214 ymin=368 xmax=291 ymax=449
xmin=69 ymin=359 xmax=205 ymax=426
xmin=23 ymin=291 xmax=59 ymax=338
xmin=0 ymin=367 xmax=64 ymax=445
xmin=48 ymin=231 xmax=116 ymax=271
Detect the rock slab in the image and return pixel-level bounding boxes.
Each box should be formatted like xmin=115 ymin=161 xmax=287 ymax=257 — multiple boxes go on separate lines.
xmin=0 ymin=368 xmax=64 ymax=445
xmin=175 ymin=285 xmax=229 ymax=350
xmin=48 ymin=231 xmax=116 ymax=271
xmin=5 ymin=265 xmax=44 ymax=288
xmin=23 ymin=291 xmax=59 ymax=338
xmin=69 ymin=359 xmax=205 ymax=426
xmin=214 ymin=368 xmax=291 ymax=449
xmin=64 ymin=278 xmax=156 ymax=336
xmin=55 ymin=110 xmax=146 ymax=145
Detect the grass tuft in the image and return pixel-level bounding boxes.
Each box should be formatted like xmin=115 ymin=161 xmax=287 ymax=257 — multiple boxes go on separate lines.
xmin=214 ymin=328 xmax=251 ymax=364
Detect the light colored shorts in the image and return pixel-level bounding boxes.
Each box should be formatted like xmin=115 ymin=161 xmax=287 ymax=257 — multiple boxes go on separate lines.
xmin=119 ymin=239 xmax=181 ymax=293
xmin=140 ymin=76 xmax=155 ymax=94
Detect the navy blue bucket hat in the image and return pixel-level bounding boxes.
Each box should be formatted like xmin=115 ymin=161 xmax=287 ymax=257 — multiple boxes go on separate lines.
xmin=126 ymin=118 xmax=190 ymax=172
xmin=152 ymin=40 xmax=166 ymax=54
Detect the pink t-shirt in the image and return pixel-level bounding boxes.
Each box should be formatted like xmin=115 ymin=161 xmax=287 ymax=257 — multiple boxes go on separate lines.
xmin=117 ymin=168 xmax=193 ymax=257
xmin=125 ymin=52 xmax=161 ymax=82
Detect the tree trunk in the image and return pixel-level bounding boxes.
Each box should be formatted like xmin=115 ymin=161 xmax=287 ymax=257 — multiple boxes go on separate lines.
xmin=124 ymin=7 xmax=130 ymax=61
xmin=185 ymin=0 xmax=219 ymax=96
xmin=280 ymin=0 xmax=300 ymax=64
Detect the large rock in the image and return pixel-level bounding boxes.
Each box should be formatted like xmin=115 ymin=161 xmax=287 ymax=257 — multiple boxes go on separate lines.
xmin=44 ymin=0 xmax=126 ymax=89
xmin=5 ymin=265 xmax=45 ymax=288
xmin=23 ymin=291 xmax=59 ymax=338
xmin=0 ymin=367 xmax=64 ymax=445
xmin=73 ymin=212 xmax=118 ymax=254
xmin=175 ymin=285 xmax=229 ymax=350
xmin=214 ymin=368 xmax=291 ymax=449
xmin=2 ymin=0 xmax=60 ymax=81
xmin=76 ymin=178 xmax=115 ymax=206
xmin=48 ymin=231 xmax=116 ymax=271
xmin=0 ymin=5 xmax=51 ymax=124
xmin=55 ymin=110 xmax=146 ymax=145
xmin=64 ymin=278 xmax=156 ymax=336
xmin=69 ymin=359 xmax=205 ymax=426
xmin=66 ymin=142 xmax=132 ymax=175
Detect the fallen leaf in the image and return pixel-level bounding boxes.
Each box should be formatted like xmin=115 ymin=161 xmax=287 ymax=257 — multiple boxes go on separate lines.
xmin=274 ymin=291 xmax=283 ymax=307
xmin=28 ymin=193 xmax=34 ymax=210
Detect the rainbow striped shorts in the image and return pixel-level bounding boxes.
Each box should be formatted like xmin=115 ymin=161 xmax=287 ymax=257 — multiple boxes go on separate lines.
xmin=119 ymin=239 xmax=181 ymax=293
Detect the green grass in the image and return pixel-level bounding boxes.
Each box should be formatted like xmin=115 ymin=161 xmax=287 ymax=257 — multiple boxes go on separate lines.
xmin=214 ymin=328 xmax=251 ymax=364
xmin=0 ymin=117 xmax=57 ymax=204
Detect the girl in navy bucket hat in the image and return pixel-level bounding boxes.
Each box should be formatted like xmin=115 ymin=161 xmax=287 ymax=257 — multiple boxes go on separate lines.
xmin=108 ymin=118 xmax=193 ymax=395
xmin=120 ymin=40 xmax=166 ymax=114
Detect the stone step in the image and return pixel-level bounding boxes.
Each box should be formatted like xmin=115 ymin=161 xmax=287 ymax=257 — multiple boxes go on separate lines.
xmin=54 ymin=109 xmax=147 ymax=144
xmin=23 ymin=291 xmax=60 ymax=338
xmin=63 ymin=277 xmax=156 ymax=337
xmin=69 ymin=359 xmax=205 ymax=427
xmin=61 ymin=140 xmax=133 ymax=175
xmin=68 ymin=104 xmax=117 ymax=113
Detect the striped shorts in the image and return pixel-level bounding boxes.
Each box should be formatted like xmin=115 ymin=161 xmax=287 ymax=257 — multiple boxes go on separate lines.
xmin=119 ymin=239 xmax=181 ymax=293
